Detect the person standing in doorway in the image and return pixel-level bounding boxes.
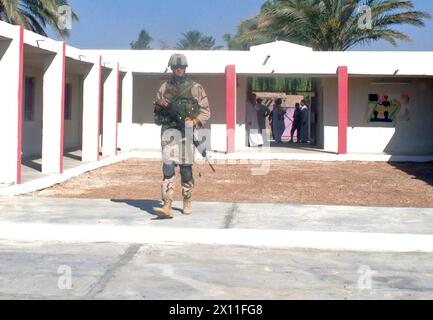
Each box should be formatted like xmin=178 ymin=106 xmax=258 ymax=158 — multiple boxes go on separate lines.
xmin=268 ymin=105 xmax=275 ymax=141
xmin=290 ymin=103 xmax=302 ymax=143
xmin=246 ymin=93 xmax=263 ymax=147
xmin=272 ymin=98 xmax=286 ymax=144
xmin=256 ymin=98 xmax=270 ymax=135
xmin=299 ymin=99 xmax=309 ymax=143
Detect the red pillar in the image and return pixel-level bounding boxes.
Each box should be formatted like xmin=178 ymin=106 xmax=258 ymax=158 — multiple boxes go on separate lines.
xmin=337 ymin=66 xmax=348 ymax=155
xmin=226 ymin=65 xmax=236 ymax=153
xmin=59 ymin=42 xmax=66 ymax=174
xmin=97 ymin=55 xmax=102 ymax=161
xmin=16 ymin=26 xmax=24 ymax=184
xmin=115 ymin=62 xmax=120 ymax=156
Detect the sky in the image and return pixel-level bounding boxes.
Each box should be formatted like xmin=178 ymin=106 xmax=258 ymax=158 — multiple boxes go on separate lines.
xmin=48 ymin=0 xmax=433 ymax=51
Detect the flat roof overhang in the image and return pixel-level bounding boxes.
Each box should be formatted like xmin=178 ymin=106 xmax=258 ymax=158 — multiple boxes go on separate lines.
xmin=66 ymin=56 xmax=94 ymax=76
xmin=23 ymin=44 xmax=55 ymax=68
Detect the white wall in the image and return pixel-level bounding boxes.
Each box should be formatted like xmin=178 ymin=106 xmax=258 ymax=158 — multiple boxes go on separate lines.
xmin=132 ymin=74 xmax=166 ymax=124
xmin=120 ymin=73 xmax=230 ymax=151
xmin=82 ymin=58 xmax=101 ymax=163
xmin=64 ymin=74 xmax=82 ymax=151
xmin=196 ymin=74 xmax=226 ymax=151
xmin=102 ymin=67 xmax=119 ymax=157
xmin=21 ymin=70 xmax=82 ymax=158
xmin=129 ymin=74 xmax=166 ymax=150
xmin=118 ymin=72 xmax=133 ymax=151
xmin=321 ymin=77 xmax=433 ymax=154
xmin=88 ymin=48 xmax=433 ymax=77
xmin=22 ymin=66 xmax=43 ymax=158
xmin=41 ymin=44 xmax=64 ymax=174
xmin=0 ymin=36 xmax=20 ymax=184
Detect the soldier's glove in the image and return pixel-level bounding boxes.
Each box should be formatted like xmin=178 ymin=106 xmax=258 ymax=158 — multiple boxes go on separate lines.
xmin=154 ymin=98 xmax=170 ymax=112
xmin=193 ymin=118 xmax=203 ymax=128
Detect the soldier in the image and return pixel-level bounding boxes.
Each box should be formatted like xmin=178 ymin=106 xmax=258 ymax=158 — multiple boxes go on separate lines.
xmin=153 ymin=53 xmax=211 ymax=219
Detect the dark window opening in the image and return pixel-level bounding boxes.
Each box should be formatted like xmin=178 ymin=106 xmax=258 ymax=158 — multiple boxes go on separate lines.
xmin=64 ymin=83 xmax=72 ymax=120
xmin=24 ymin=77 xmax=35 ymax=121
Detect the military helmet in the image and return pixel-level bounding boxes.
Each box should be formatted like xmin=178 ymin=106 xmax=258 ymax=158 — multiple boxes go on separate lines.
xmin=168 ymin=53 xmax=188 ymax=68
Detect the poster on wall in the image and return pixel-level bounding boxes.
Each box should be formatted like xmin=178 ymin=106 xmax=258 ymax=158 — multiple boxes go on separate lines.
xmin=365 ymin=93 xmax=410 ymax=123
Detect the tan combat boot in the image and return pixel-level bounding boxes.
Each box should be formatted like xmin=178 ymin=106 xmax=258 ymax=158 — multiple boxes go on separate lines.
xmin=154 ymin=200 xmax=174 ymax=219
xmin=183 ymin=199 xmax=193 ymax=215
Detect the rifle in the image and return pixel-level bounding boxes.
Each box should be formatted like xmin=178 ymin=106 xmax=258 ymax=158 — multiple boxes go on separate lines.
xmin=159 ymin=105 xmax=216 ymax=173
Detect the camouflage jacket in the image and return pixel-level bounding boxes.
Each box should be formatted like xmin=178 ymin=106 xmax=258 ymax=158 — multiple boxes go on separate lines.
xmin=154 ymin=76 xmax=211 ymax=131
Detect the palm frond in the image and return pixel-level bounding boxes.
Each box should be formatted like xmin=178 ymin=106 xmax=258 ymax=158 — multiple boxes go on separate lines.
xmin=0 ymin=0 xmax=78 ymax=38
xmin=227 ymin=0 xmax=430 ymax=51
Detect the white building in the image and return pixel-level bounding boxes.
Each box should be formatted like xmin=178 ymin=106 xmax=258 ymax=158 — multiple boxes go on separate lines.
xmin=1 ymin=21 xmax=432 ymax=185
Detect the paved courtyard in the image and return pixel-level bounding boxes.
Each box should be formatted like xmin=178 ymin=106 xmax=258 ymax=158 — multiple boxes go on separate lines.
xmin=2 ymin=240 xmax=433 ymax=300
xmin=0 ymin=197 xmax=433 ymax=299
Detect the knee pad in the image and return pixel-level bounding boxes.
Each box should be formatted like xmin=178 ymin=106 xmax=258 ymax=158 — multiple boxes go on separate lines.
xmin=179 ymin=165 xmax=193 ymax=183
xmin=163 ymin=161 xmax=176 ymax=179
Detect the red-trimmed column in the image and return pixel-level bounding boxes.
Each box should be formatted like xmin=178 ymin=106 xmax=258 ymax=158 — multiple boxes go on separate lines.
xmin=0 ymin=25 xmax=24 ymax=184
xmin=337 ymin=66 xmax=348 ymax=155
xmin=116 ymin=63 xmax=120 ymax=155
xmin=97 ymin=55 xmax=102 ymax=161
xmin=16 ymin=27 xmax=24 ymax=184
xmin=226 ymin=65 xmax=236 ymax=153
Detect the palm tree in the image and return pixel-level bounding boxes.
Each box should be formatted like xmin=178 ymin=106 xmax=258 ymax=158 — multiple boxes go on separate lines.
xmin=0 ymin=0 xmax=78 ymax=38
xmin=130 ymin=29 xmax=153 ymax=50
xmin=236 ymin=0 xmax=431 ymax=51
xmin=224 ymin=16 xmax=271 ymax=50
xmin=176 ymin=30 xmax=223 ymax=50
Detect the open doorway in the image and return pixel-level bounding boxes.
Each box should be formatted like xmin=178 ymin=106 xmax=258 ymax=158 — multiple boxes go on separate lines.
xmin=62 ymin=57 xmax=94 ymax=170
xmin=21 ymin=45 xmax=54 ymax=181
xmin=247 ymin=76 xmax=321 ymax=150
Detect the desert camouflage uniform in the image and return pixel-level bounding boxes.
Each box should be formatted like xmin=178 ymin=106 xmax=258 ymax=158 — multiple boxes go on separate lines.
xmin=154 ymin=76 xmax=210 ymax=203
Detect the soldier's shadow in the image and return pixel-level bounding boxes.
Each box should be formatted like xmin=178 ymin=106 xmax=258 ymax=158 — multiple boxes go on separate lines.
xmin=111 ymin=199 xmax=183 ymax=220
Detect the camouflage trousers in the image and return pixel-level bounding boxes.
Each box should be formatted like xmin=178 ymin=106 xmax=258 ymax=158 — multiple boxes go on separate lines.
xmin=161 ymin=162 xmax=194 ymax=202
xmin=160 ymin=128 xmax=196 ymax=202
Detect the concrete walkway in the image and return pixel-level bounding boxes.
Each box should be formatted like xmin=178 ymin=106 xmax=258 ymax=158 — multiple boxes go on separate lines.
xmin=1 ymin=197 xmax=433 ymax=252
xmin=21 ymin=150 xmax=87 ymax=184
xmin=1 ymin=197 xmax=433 ymax=299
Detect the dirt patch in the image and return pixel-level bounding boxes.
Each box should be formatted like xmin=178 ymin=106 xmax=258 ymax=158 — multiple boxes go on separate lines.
xmin=32 ymin=159 xmax=433 ymax=208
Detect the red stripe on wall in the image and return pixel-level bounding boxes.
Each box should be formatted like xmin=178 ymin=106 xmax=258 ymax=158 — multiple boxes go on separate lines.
xmin=59 ymin=42 xmax=66 ymax=173
xmin=338 ymin=66 xmax=348 ymax=155
xmin=16 ymin=27 xmax=24 ymax=184
xmin=115 ymin=63 xmax=120 ymax=156
xmin=225 ymin=65 xmax=236 ymax=154
xmin=97 ymin=56 xmax=102 ymax=161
